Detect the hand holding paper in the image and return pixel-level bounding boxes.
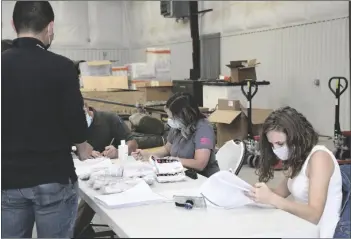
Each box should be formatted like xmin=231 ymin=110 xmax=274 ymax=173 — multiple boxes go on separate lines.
xmin=200 ymin=171 xmax=273 ymax=209
xmin=246 ymin=182 xmax=276 ymax=205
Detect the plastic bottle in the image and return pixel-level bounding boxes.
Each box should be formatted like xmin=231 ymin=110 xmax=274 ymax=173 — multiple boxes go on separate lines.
xmin=118 ymin=140 xmax=128 ymax=167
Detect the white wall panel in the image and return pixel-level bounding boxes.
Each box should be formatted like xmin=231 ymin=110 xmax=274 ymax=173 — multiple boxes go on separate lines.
xmin=305 ymin=2 xmax=348 ymax=22
xmin=1 ymin=1 xmax=17 ymax=40
xmin=273 ymin=1 xmax=308 ymax=26
xmin=221 ymin=18 xmax=350 ymax=136
xmin=50 ymin=1 xmax=89 ymax=47
xmin=87 ymin=1 xmax=126 ymax=48
xmin=221 ymin=2 xmax=247 ymax=34
xmin=245 ymin=1 xmax=279 ymax=30
xmin=200 ymin=1 xmax=223 ymax=35
xmin=1 ymin=1 xmax=128 ymax=48
xmin=50 ymin=48 xmax=130 ymax=65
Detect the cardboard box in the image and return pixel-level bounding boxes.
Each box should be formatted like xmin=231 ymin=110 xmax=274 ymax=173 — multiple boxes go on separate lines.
xmin=208 ymin=99 xmax=272 ymax=147
xmin=146 ymin=48 xmax=171 ymax=81
xmin=226 ymin=59 xmax=259 ymax=83
xmin=241 ymin=108 xmax=273 ymax=136
xmin=81 ymin=76 xmax=129 ymax=91
xmin=80 ymin=61 xmax=112 ymax=76
xmin=131 ymin=80 xmax=173 ymax=89
xmin=208 ymin=99 xmax=247 ymax=147
xmin=137 ymin=86 xmax=173 ymax=102
xmin=126 ymin=62 xmax=156 ymax=81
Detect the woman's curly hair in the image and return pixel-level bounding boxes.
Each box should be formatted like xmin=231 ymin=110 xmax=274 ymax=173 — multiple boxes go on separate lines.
xmin=256 ymin=106 xmax=318 ymax=182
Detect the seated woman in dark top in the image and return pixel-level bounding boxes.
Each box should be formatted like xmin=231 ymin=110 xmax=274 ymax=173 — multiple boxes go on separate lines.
xmin=132 ymin=92 xmax=220 ymax=177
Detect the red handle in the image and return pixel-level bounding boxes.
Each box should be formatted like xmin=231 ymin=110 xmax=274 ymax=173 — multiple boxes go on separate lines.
xmin=253 ymin=135 xmax=260 ymax=141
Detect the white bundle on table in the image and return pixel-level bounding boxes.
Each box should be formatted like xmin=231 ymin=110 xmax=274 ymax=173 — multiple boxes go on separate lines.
xmin=123 ymin=161 xmax=156 ymax=178
xmin=74 ymin=157 xmax=114 ymax=180
xmin=77 ymin=158 xmax=157 ymax=193
xmin=149 ymin=156 xmax=186 ymax=183
xmin=86 ymin=165 xmax=124 ymax=191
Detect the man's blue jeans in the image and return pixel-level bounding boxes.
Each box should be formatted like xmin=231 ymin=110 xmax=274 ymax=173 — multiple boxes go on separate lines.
xmin=1 ymin=180 xmax=78 ymax=238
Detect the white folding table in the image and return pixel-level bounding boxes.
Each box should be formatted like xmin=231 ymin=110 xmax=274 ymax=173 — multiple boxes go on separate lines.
xmin=77 ymin=157 xmax=319 ymax=238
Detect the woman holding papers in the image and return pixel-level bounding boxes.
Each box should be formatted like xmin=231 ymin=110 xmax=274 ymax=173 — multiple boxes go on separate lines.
xmin=132 ymin=92 xmax=220 ymax=177
xmin=246 ymin=106 xmax=342 ymax=238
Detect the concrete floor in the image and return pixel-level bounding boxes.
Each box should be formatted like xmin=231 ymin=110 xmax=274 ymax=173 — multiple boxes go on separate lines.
xmin=31 ymin=138 xmax=334 ymax=238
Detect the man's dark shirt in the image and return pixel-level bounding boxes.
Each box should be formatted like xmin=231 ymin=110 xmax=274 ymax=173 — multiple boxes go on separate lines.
xmin=2 ymin=37 xmax=88 ymax=190
xmin=87 ymin=108 xmax=133 ymax=152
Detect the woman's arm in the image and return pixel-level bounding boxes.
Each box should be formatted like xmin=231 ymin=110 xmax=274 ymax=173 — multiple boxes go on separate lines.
xmin=149 ymin=142 xmax=172 ymax=158
xmin=179 ymin=121 xmax=214 ymax=171
xmin=270 ymin=150 xmax=334 ymax=224
xmin=180 ymin=149 xmax=211 ymax=171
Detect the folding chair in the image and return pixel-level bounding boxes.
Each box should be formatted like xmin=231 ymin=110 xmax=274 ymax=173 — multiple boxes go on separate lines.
xmin=216 ymin=139 xmax=247 ymax=175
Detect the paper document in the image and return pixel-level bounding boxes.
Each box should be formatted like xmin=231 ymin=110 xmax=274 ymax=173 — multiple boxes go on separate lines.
xmin=200 ymin=171 xmax=271 ymax=209
xmin=94 ymin=180 xmax=168 ymax=209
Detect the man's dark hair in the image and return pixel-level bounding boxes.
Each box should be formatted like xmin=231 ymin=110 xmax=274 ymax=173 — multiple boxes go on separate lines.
xmin=13 ymin=1 xmax=54 ymax=34
xmin=2 ymin=39 xmax=13 ymax=52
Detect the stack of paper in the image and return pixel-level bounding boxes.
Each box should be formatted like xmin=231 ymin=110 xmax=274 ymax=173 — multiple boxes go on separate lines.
xmin=200 ymin=171 xmax=271 ymax=209
xmin=94 ymin=180 xmax=168 ymax=209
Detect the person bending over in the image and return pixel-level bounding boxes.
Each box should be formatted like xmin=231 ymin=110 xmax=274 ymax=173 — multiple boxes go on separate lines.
xmin=246 ymin=106 xmax=342 ymax=238
xmin=74 ymin=103 xmax=138 ymax=238
xmin=132 ymin=92 xmax=220 ymax=178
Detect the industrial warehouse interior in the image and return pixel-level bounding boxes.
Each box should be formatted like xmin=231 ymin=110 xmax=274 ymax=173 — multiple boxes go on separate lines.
xmin=1 ymin=1 xmax=350 ymax=238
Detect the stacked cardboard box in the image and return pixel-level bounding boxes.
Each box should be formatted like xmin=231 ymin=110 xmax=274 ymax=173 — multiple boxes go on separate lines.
xmin=208 ymin=99 xmax=272 ymax=147
xmin=226 ymin=59 xmax=260 ymax=83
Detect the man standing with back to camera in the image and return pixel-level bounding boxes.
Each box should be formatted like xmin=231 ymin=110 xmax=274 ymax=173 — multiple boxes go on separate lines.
xmin=2 ymin=1 xmax=92 ymax=238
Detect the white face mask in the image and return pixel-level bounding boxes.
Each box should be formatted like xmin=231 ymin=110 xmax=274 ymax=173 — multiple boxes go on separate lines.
xmin=86 ymin=114 xmax=92 ymax=127
xmin=272 ymin=144 xmax=289 ymax=161
xmin=167 ymin=118 xmax=182 ymax=129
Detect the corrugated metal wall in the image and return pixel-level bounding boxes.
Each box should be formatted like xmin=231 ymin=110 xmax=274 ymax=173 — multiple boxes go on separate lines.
xmin=50 ymin=48 xmax=131 ymax=65
xmin=129 ymin=17 xmax=350 ymax=136
xmin=221 ymin=17 xmax=350 ymax=136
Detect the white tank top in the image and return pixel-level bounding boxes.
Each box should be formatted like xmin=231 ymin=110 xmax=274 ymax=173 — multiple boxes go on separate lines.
xmin=287 ymin=145 xmax=342 ymax=238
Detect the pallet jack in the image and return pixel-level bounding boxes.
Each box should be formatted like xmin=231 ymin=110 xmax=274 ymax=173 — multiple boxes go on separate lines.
xmin=239 ymin=80 xmax=283 ymax=170
xmin=328 ymin=76 xmax=350 ymax=160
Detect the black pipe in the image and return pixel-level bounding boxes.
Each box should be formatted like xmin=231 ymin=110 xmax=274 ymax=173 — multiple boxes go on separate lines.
xmin=189 ymin=1 xmax=200 ymax=80
xmin=84 ymin=97 xmax=215 ymax=116
xmin=247 ymin=84 xmax=253 ymax=139
xmin=83 ymin=97 xmax=166 ymax=113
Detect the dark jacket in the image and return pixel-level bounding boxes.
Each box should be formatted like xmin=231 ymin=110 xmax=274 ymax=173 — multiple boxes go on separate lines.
xmin=2 ymin=37 xmax=88 ymax=189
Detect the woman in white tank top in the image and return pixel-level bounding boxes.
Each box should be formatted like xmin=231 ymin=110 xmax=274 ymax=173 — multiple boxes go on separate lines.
xmin=246 ymin=106 xmax=342 ymax=238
